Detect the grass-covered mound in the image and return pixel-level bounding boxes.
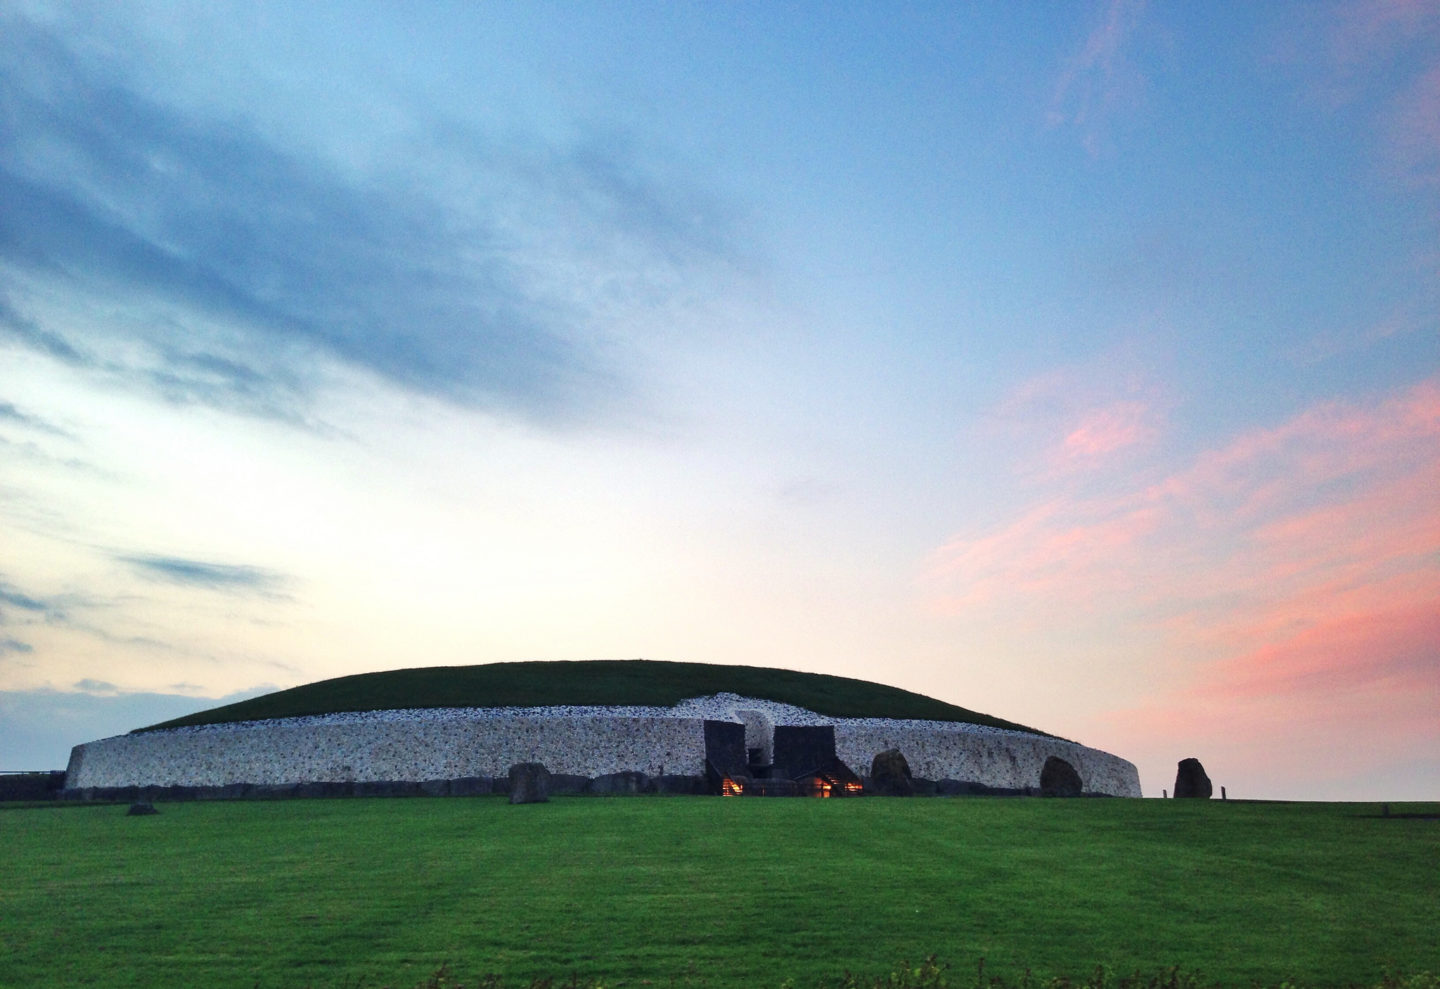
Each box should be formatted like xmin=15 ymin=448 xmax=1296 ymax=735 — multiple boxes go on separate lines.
xmin=137 ymin=659 xmax=1046 ymax=735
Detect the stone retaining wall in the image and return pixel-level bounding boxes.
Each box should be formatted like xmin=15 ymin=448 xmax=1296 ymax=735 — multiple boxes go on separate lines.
xmin=64 ymin=699 xmax=1142 ymax=797
xmin=67 ymin=716 xmax=709 ymax=788
xmin=833 ymin=724 xmax=1140 ymax=796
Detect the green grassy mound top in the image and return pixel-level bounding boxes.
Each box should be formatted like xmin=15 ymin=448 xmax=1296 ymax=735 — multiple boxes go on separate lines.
xmin=137 ymin=659 xmax=1048 ymax=735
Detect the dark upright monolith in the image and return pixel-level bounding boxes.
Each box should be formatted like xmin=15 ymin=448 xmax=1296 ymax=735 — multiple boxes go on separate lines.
xmin=870 ymin=748 xmax=914 ymax=796
xmin=1174 ymin=757 xmax=1212 ymax=798
xmin=1040 ymin=755 xmax=1083 ymax=797
xmin=508 ymin=762 xmax=551 ymax=804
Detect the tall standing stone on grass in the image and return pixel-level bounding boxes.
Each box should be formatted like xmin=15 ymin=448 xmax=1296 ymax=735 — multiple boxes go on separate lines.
xmin=508 ymin=762 xmax=551 ymax=805
xmin=1039 ymin=756 xmax=1083 ymax=797
xmin=870 ymin=748 xmax=914 ymax=796
xmin=1174 ymin=758 xmax=1212 ymax=798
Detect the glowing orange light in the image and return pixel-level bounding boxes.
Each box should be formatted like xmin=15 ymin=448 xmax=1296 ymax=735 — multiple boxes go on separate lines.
xmin=722 ymin=778 xmax=744 ymax=796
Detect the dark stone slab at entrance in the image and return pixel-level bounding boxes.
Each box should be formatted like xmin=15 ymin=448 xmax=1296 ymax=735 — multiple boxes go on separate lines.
xmin=772 ymin=725 xmax=837 ymax=781
xmin=704 ymin=719 xmax=747 ymax=788
xmin=1040 ymin=756 xmax=1083 ymax=797
xmin=508 ymin=762 xmax=550 ymax=804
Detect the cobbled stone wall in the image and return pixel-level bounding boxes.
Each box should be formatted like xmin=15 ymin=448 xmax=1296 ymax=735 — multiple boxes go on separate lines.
xmin=64 ymin=693 xmax=1141 ymax=796
xmin=833 ymin=724 xmax=1140 ymax=796
xmin=67 ymin=716 xmax=709 ymax=788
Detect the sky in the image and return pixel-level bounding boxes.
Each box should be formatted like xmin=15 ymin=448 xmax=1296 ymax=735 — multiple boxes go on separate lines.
xmin=1 ymin=0 xmax=1436 ymax=801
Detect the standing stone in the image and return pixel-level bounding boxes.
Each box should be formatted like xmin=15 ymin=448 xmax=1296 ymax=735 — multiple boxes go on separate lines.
xmin=1039 ymin=756 xmax=1083 ymax=797
xmin=508 ymin=763 xmax=551 ymax=805
xmin=870 ymin=748 xmax=914 ymax=797
xmin=1174 ymin=758 xmax=1212 ymax=798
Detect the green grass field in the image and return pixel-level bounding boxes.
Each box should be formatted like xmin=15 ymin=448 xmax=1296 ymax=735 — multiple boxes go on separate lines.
xmin=2 ymin=797 xmax=1436 ymax=988
xmin=137 ymin=660 xmax=1046 ymax=735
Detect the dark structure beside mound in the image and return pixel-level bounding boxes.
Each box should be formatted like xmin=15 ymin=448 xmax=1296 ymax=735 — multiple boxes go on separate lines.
xmin=1174 ymin=757 xmax=1212 ymax=799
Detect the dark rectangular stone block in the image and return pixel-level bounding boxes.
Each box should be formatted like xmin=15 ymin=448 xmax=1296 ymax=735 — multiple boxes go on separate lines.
xmin=448 ymin=776 xmax=493 ymax=796
xmin=655 ymin=774 xmax=704 ymax=795
xmin=704 ymin=720 xmax=746 ymax=776
xmin=253 ymin=784 xmax=299 ymax=799
xmin=548 ymin=773 xmax=591 ymax=795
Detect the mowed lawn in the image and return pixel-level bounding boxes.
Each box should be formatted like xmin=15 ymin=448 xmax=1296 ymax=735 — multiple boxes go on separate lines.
xmin=2 ymin=797 xmax=1436 ymax=988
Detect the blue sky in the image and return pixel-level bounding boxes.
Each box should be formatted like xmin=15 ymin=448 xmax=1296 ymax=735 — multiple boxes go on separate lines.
xmin=2 ymin=0 xmax=1436 ymax=799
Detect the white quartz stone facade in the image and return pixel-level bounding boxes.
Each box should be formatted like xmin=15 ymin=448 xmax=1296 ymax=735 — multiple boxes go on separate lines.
xmin=65 ymin=692 xmax=1141 ymax=796
xmin=832 ymin=724 xmax=1139 ymax=796
xmin=66 ymin=716 xmax=708 ymax=787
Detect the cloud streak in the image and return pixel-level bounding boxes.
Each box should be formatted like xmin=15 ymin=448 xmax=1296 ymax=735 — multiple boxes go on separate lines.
xmin=0 ymin=14 xmax=741 ymax=427
xmin=1049 ymin=0 xmax=1150 ymax=155
xmin=116 ymin=555 xmax=291 ymax=595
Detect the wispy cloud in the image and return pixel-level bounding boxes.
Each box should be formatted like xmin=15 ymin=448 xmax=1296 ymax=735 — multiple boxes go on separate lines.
xmin=988 ymin=355 xmax=1167 ymax=475
xmin=1307 ymin=0 xmax=1440 ymax=201
xmin=1062 ymin=400 xmax=1158 ymax=459
xmin=0 ymin=400 xmax=69 ymax=437
xmin=932 ymin=378 xmax=1439 ymax=615
xmin=116 ymin=555 xmax=291 ymax=595
xmin=73 ymin=678 xmax=119 ymax=695
xmin=0 ymin=582 xmax=50 ymax=616
xmin=0 ymin=14 xmax=743 ymax=427
xmin=1048 ymin=0 xmax=1151 ymax=155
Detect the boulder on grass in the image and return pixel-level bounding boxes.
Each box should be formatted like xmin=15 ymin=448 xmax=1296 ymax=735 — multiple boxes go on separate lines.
xmin=1174 ymin=758 xmax=1212 ymax=799
xmin=508 ymin=763 xmax=551 ymax=805
xmin=870 ymin=748 xmax=914 ymax=797
xmin=1040 ymin=756 xmax=1083 ymax=797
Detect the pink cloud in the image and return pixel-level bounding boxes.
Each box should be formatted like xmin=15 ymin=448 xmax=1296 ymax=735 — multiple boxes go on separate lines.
xmin=1063 ymin=400 xmax=1157 ymax=458
xmin=987 ymin=354 xmax=1169 ymax=475
xmin=927 ymin=377 xmax=1440 ymax=797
